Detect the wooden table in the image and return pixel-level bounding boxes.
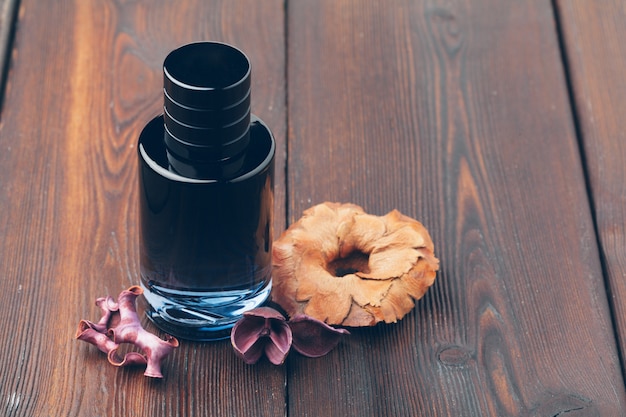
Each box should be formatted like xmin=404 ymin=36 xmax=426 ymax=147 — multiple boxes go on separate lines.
xmin=1 ymin=1 xmax=625 ymax=415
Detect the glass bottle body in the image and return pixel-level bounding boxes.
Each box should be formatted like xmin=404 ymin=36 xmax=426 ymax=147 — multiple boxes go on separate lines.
xmin=138 ymin=115 xmax=274 ymax=340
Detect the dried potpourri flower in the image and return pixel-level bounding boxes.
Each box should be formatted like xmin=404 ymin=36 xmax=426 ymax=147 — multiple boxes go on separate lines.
xmin=230 ymin=306 xmax=349 ymax=365
xmin=231 ymin=307 xmax=291 ymax=365
xmin=288 ymin=314 xmax=350 ymax=357
xmin=76 ymin=286 xmax=179 ymax=378
xmin=272 ymin=202 xmax=439 ymax=327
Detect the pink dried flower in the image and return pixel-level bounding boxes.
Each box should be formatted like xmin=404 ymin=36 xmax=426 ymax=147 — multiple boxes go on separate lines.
xmin=76 ymin=286 xmax=179 ymax=378
xmin=288 ymin=314 xmax=350 ymax=357
xmin=231 ymin=307 xmax=292 ymax=365
xmin=230 ymin=306 xmax=349 ymax=365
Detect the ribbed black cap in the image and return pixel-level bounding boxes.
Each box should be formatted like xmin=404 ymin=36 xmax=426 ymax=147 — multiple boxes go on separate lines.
xmin=162 ymin=42 xmax=252 ymax=177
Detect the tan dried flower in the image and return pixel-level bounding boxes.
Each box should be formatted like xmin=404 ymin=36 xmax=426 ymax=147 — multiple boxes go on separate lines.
xmin=272 ymin=202 xmax=439 ymax=327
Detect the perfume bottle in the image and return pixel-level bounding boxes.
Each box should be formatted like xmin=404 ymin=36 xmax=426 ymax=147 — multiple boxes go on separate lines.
xmin=137 ymin=42 xmax=275 ymax=341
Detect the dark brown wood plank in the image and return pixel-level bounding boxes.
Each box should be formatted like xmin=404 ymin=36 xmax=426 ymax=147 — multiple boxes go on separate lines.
xmin=0 ymin=1 xmax=286 ymax=416
xmin=556 ymin=0 xmax=626 ymax=377
xmin=286 ymin=0 xmax=626 ymax=415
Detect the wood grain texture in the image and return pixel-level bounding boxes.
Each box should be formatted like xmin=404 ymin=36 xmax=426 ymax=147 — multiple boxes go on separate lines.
xmin=0 ymin=1 xmax=285 ymax=416
xmin=2 ymin=0 xmax=626 ymax=415
xmin=556 ymin=0 xmax=626 ymax=374
xmin=286 ymin=0 xmax=626 ymax=415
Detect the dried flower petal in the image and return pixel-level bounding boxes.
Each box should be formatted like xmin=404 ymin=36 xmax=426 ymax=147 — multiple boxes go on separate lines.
xmin=231 ymin=307 xmax=292 ymax=365
xmin=76 ymin=320 xmax=118 ymax=354
xmin=273 ymin=202 xmax=439 ymax=326
xmin=108 ymin=348 xmax=148 ymax=368
xmin=106 ymin=286 xmax=179 ymax=378
xmin=264 ymin=323 xmax=292 ymax=365
xmin=288 ymin=314 xmax=350 ymax=358
xmin=76 ymin=286 xmax=179 ymax=378
xmin=90 ymin=296 xmax=118 ymax=333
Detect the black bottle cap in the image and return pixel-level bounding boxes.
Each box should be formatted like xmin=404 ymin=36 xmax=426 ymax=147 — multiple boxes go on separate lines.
xmin=163 ymin=42 xmax=251 ymax=111
xmin=162 ymin=42 xmax=252 ymax=176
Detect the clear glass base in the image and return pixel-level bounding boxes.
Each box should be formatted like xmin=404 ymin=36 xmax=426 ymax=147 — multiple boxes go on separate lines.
xmin=141 ymin=279 xmax=272 ymax=341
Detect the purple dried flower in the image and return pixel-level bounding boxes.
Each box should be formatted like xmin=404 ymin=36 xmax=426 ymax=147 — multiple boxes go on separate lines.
xmin=76 ymin=286 xmax=179 ymax=378
xmin=231 ymin=307 xmax=292 ymax=365
xmin=288 ymin=314 xmax=350 ymax=358
xmin=230 ymin=306 xmax=349 ymax=365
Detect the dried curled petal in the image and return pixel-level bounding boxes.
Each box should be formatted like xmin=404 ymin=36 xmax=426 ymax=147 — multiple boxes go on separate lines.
xmin=108 ymin=349 xmax=149 ymax=368
xmin=230 ymin=306 xmax=348 ymax=364
xmin=76 ymin=320 xmax=118 ymax=354
xmin=289 ymin=314 xmax=350 ymax=358
xmin=272 ymin=202 xmax=439 ymax=326
xmin=90 ymin=296 xmax=118 ymax=333
xmin=76 ymin=286 xmax=179 ymax=378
